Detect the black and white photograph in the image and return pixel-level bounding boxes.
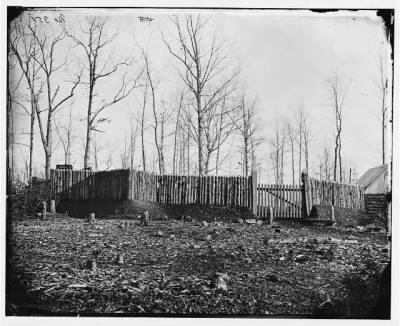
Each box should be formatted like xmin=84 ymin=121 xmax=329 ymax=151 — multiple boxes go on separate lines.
xmin=2 ymin=1 xmax=399 ymax=324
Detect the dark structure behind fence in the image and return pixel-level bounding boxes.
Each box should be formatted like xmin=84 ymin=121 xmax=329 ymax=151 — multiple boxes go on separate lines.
xmin=50 ymin=169 xmax=130 ymax=201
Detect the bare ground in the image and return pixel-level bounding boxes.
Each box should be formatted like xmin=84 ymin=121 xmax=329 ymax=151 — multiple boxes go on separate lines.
xmin=7 ymin=208 xmax=390 ymax=317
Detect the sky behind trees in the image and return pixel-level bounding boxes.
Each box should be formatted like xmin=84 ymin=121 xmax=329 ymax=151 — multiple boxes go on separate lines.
xmin=8 ymin=8 xmax=392 ymax=184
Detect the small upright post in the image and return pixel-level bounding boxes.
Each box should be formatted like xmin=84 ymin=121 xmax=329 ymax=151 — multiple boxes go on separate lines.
xmin=268 ymin=206 xmax=274 ymax=225
xmin=42 ymin=201 xmax=47 ymax=220
xmin=251 ymin=170 xmax=258 ymax=216
xmin=50 ymin=200 xmax=56 ymax=214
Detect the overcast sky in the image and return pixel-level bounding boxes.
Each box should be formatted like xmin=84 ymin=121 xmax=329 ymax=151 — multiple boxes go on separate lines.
xmin=9 ymin=8 xmax=392 ymax=183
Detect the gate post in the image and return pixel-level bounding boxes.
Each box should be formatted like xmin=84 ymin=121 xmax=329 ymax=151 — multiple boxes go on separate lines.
xmin=251 ymin=170 xmax=257 ymax=216
xmin=301 ymin=172 xmax=309 ymax=218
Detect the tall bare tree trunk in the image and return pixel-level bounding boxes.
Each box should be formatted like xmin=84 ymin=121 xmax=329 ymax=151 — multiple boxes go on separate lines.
xmin=334 ymin=137 xmax=338 ymax=182
xmin=44 ymin=75 xmax=53 ymax=179
xmin=172 ymin=95 xmax=183 ymax=175
xmin=382 ymin=117 xmax=385 ymax=166
xmin=141 ymin=81 xmax=148 ymax=172
xmin=7 ymin=84 xmax=14 ymax=185
xmin=29 ymin=88 xmax=37 ymax=183
xmin=130 ymin=121 xmax=137 ymax=171
xmin=339 ymin=143 xmax=342 ymax=183
xmin=280 ymin=133 xmax=285 ymax=184
xmin=298 ymin=112 xmax=303 ymax=183
xmin=379 ymin=54 xmax=388 ymax=166
xmin=197 ymin=95 xmax=204 ymax=176
xmin=244 ymin=135 xmax=249 ymax=177
xmin=187 ymin=124 xmax=190 ymax=175
xmin=159 ymin=111 xmax=166 ymax=175
xmin=84 ymin=85 xmax=94 ymax=168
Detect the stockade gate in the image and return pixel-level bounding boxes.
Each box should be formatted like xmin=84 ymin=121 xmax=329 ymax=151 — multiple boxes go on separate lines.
xmin=50 ymin=168 xmax=364 ymax=220
xmin=257 ymin=184 xmax=303 ymax=219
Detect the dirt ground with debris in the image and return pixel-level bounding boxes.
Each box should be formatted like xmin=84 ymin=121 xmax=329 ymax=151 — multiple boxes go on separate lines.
xmin=7 ymin=206 xmax=390 ymax=317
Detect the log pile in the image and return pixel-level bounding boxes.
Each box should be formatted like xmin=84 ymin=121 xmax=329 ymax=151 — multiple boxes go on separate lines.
xmin=364 ymin=194 xmax=388 ymax=219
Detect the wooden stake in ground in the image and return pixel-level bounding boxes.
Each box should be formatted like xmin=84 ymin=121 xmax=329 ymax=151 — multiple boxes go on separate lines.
xmin=50 ymin=200 xmax=56 ymax=214
xmin=140 ymin=210 xmax=149 ymax=226
xmin=89 ymin=259 xmax=97 ymax=273
xmin=88 ymin=212 xmax=96 ymax=225
xmin=42 ymin=202 xmax=47 ymax=220
xmin=117 ymin=253 xmax=124 ymax=265
xmin=268 ymin=207 xmax=274 ymax=225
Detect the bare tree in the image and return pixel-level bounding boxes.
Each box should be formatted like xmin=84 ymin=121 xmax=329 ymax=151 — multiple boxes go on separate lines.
xmin=202 ymin=91 xmax=236 ymax=175
xmin=54 ymin=104 xmax=74 ymax=165
xmin=159 ymin=103 xmax=172 ymax=174
xmin=302 ymin=114 xmax=311 ymax=175
xmin=67 ymin=17 xmax=142 ymax=169
xmin=320 ymin=145 xmax=333 ymax=181
xmin=140 ymin=48 xmax=166 ymax=174
xmin=104 ymin=150 xmax=114 ymax=171
xmin=29 ymin=24 xmax=81 ymax=179
xmin=129 ymin=118 xmax=139 ymax=170
xmin=9 ymin=17 xmax=43 ymax=184
xmin=120 ymin=135 xmax=129 ymax=169
xmin=175 ymin=118 xmax=191 ymax=175
xmin=7 ymin=81 xmax=14 ymax=186
xmin=270 ymin=125 xmax=282 ymax=184
xmin=377 ymin=51 xmax=389 ymax=166
xmin=296 ymin=104 xmax=305 ymax=181
xmin=7 ymin=61 xmax=24 ymax=186
xmin=172 ymin=91 xmax=185 ymax=175
xmin=327 ymin=72 xmax=351 ymax=183
xmin=91 ymin=133 xmax=115 ymax=171
xmin=214 ymin=96 xmax=236 ymax=176
xmin=163 ymin=14 xmax=239 ymax=176
xmin=139 ymin=79 xmax=149 ymax=172
xmin=286 ymin=121 xmax=296 ymax=184
xmin=279 ymin=129 xmax=286 ymax=184
xmin=93 ymin=133 xmax=101 ymax=171
xmin=231 ymin=95 xmax=262 ymax=177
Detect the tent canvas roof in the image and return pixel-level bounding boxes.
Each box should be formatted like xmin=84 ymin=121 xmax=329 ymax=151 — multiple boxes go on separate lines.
xmin=356 ymin=164 xmax=389 ymax=194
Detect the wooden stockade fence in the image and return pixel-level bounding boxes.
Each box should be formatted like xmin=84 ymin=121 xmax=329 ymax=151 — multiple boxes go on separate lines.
xmin=257 ymin=184 xmax=302 ymax=219
xmin=50 ymin=169 xmax=364 ymax=219
xmin=302 ymin=173 xmax=364 ymax=216
xmin=51 ymin=169 xmax=256 ymax=210
xmin=130 ymin=170 xmax=253 ymax=208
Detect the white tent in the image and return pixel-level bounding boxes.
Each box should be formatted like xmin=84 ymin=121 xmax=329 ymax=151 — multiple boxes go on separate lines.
xmin=356 ymin=164 xmax=389 ymax=194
